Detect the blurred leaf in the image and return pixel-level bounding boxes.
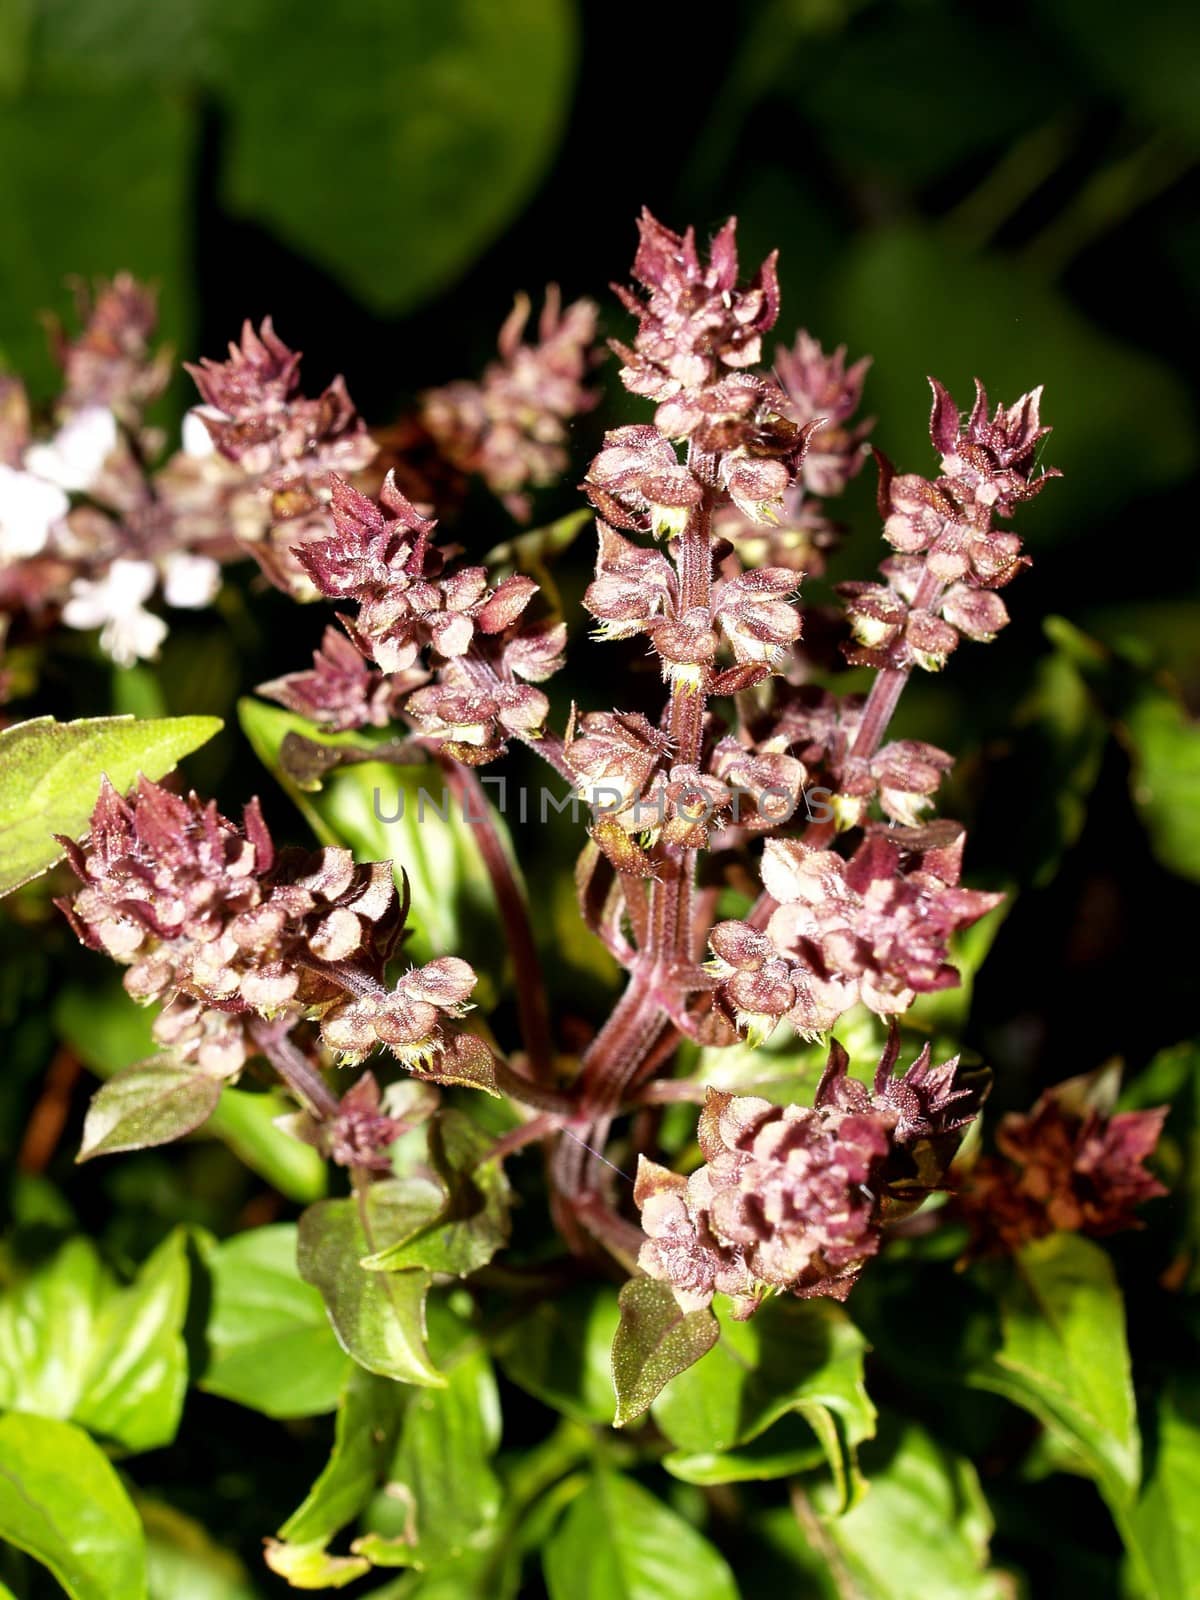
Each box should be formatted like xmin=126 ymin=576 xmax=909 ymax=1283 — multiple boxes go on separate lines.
xmin=297 ymin=1187 xmax=442 ymax=1387
xmin=662 ymin=1414 xmax=825 ymax=1485
xmin=69 ymin=1228 xmax=189 ymax=1454
xmin=1040 ymin=0 xmax=1200 ymax=142
xmin=1121 ymin=1039 xmax=1200 ymax=1289
xmin=266 ymin=1367 xmax=403 ymax=1585
xmin=610 ymin=1276 xmax=719 ymax=1429
xmin=361 ymin=1110 xmax=511 ymax=1277
xmin=968 ymin=1233 xmax=1141 ymax=1502
xmin=200 ymin=1223 xmax=350 ymax=1418
xmin=353 ymin=1299 xmax=502 ymax=1569
xmin=138 ymin=1497 xmax=260 ymax=1600
xmin=0 ymin=1413 xmax=147 ymax=1600
xmin=497 ymin=1282 xmax=621 ymax=1426
xmin=0 ymin=1229 xmax=189 ymax=1454
xmin=985 ymin=620 xmax=1109 ymax=888
xmin=0 ymin=85 xmax=190 ymax=395
xmin=803 ymin=1419 xmax=1011 ymax=1600
xmin=239 ymin=699 xmax=505 ymax=1001
xmin=205 ymin=0 xmax=575 ymax=312
xmin=0 ymin=713 xmax=221 ymax=896
xmin=1119 ymin=1374 xmax=1200 ymax=1600
xmin=542 ymin=1470 xmax=738 ymax=1600
xmin=484 ymin=508 xmax=590 ymax=612
xmin=797 ymin=8 xmax=1064 ymax=185
xmin=1118 ymin=678 xmax=1200 ymax=883
xmin=651 ymin=1295 xmax=875 ymax=1510
xmin=78 ymin=1057 xmax=223 ymax=1161
xmin=831 ymin=226 xmax=1196 ymax=541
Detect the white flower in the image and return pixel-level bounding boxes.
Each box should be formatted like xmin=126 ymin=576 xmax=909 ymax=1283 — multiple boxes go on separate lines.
xmin=181 ymin=406 xmax=224 ymax=459
xmin=62 ymin=559 xmax=167 ymax=666
xmin=0 ymin=464 xmax=69 ymax=562
xmin=24 ymin=406 xmax=119 ymax=492
xmin=160 ymin=550 xmax=221 ymax=609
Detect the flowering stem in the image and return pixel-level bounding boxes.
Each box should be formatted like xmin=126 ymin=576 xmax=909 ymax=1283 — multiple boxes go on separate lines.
xmin=553 ymin=485 xmax=717 ymax=1208
xmin=848 ymin=566 xmax=943 ymax=762
xmin=249 ymin=1020 xmax=340 ymax=1121
xmin=461 ymin=649 xmax=573 ymax=780
xmin=438 ymin=756 xmax=556 ymax=1087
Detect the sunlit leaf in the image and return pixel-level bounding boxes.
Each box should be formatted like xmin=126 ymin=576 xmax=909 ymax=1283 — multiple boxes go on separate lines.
xmin=0 ymin=714 xmax=221 ymax=896
xmin=200 ymin=1223 xmax=350 ymax=1418
xmin=0 ymin=1413 xmax=147 ymax=1600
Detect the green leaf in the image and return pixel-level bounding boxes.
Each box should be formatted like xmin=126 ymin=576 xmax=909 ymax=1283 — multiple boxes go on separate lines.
xmin=968 ymin=1233 xmax=1141 ymax=1502
xmin=830 ymin=226 xmax=1196 ymax=543
xmin=0 ymin=1230 xmax=189 ymax=1454
xmin=266 ymin=1367 xmax=404 ymax=1585
xmin=279 ymin=1368 xmax=403 ymax=1548
xmin=1119 ymin=1375 xmax=1200 ymax=1600
xmin=71 ymin=1228 xmax=190 ymax=1454
xmin=138 ymin=1497 xmax=260 ymax=1600
xmin=361 ymin=1110 xmax=511 ymax=1278
xmin=542 ymin=1470 xmax=738 ymax=1600
xmin=0 ymin=85 xmax=191 ymax=397
xmin=497 ymin=1283 xmax=621 ymax=1426
xmin=55 ymin=978 xmax=326 ymax=1203
xmin=204 ymin=0 xmax=575 ymax=312
xmin=0 ymin=1413 xmax=147 ymax=1600
xmin=1119 ymin=678 xmax=1200 ymax=883
xmin=802 ymin=1419 xmax=1011 ymax=1600
xmin=238 ymin=699 xmax=506 ymax=1002
xmin=0 ymin=714 xmax=221 ymax=897
xmin=297 ymin=1188 xmax=442 ymax=1387
xmin=651 ymin=1295 xmax=876 ymax=1511
xmin=200 ymin=1223 xmax=350 ymax=1418
xmin=353 ymin=1300 xmax=502 ymax=1570
xmin=610 ymin=1277 xmax=719 ymax=1429
xmin=78 ymin=1057 xmax=223 ymax=1161
xmin=1039 ymin=0 xmax=1200 ymax=142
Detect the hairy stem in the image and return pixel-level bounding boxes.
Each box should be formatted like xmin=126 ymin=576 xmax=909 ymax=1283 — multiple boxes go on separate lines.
xmin=249 ymin=1020 xmax=340 ymax=1120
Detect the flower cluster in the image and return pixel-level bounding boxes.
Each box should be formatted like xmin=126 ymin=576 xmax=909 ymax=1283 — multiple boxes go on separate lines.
xmin=960 ymin=1074 xmax=1166 ymax=1255
xmin=421 ymin=287 xmax=599 ymax=521
xmin=262 ymin=471 xmax=563 ymax=760
xmin=841 ymin=379 xmax=1058 ymax=673
xmin=636 ymin=1034 xmax=979 ymax=1314
xmin=714 ymin=330 xmax=873 ymax=578
xmin=58 ymin=777 xmax=485 ymax=1082
xmin=709 ymin=825 xmax=1002 ymax=1041
xmin=185 ymin=319 xmax=377 ymax=595
xmin=0 ymin=279 xmax=228 ymax=672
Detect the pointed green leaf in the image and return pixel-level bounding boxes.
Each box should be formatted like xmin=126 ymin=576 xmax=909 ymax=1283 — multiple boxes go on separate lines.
xmin=78 ymin=1057 xmax=222 ymax=1161
xmin=361 ymin=1110 xmax=511 ymax=1277
xmin=297 ymin=1189 xmax=442 ymax=1387
xmin=73 ymin=1227 xmax=190 ymax=1453
xmin=205 ymin=0 xmax=575 ymax=313
xmin=802 ymin=1420 xmax=1011 ymax=1600
xmin=543 ymin=1470 xmax=738 ymax=1600
xmin=497 ymin=1283 xmax=622 ymax=1426
xmin=0 ymin=1231 xmax=189 ymax=1453
xmin=352 ymin=1300 xmax=502 ymax=1569
xmin=279 ymin=1369 xmax=403 ymax=1548
xmin=651 ymin=1296 xmax=876 ymax=1511
xmin=0 ymin=714 xmax=221 ymax=896
xmin=200 ymin=1223 xmax=350 ymax=1418
xmin=610 ymin=1276 xmax=719 ymax=1429
xmin=0 ymin=1413 xmax=147 ymax=1600
xmin=968 ymin=1233 xmax=1141 ymax=1502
